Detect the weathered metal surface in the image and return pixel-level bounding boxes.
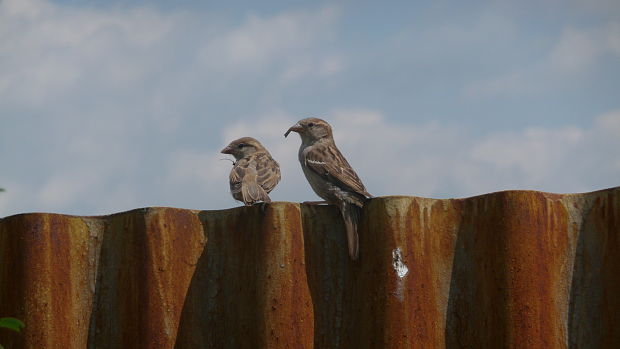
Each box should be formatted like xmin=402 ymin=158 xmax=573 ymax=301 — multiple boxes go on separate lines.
xmin=0 ymin=187 xmax=618 ymax=348
xmin=174 ymin=203 xmax=313 ymax=348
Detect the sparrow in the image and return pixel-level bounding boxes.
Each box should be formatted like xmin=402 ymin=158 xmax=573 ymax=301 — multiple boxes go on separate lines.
xmin=285 ymin=117 xmax=372 ymax=260
xmin=221 ymin=137 xmax=281 ymax=206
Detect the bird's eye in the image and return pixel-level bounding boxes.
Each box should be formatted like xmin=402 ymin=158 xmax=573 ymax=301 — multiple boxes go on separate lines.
xmin=237 ymin=143 xmax=245 ymax=148
xmin=308 ymin=122 xmax=315 ymax=127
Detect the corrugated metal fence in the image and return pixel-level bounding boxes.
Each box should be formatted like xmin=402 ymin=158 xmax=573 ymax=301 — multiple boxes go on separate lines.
xmin=0 ymin=188 xmax=618 ymax=348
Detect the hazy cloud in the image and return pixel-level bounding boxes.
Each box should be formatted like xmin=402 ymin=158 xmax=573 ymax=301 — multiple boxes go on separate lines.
xmin=0 ymin=0 xmax=343 ymax=215
xmin=549 ymin=23 xmax=620 ymax=73
xmin=0 ymin=0 xmax=617 ymax=217
xmin=465 ymin=20 xmax=620 ymax=98
xmin=199 ymin=109 xmax=620 ymax=207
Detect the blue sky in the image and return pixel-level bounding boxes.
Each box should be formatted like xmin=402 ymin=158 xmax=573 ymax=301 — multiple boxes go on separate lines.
xmin=1 ymin=0 xmax=619 ymax=216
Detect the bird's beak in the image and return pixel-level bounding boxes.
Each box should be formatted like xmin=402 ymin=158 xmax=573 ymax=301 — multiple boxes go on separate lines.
xmin=284 ymin=123 xmax=302 ymax=137
xmin=220 ymin=145 xmax=233 ymax=154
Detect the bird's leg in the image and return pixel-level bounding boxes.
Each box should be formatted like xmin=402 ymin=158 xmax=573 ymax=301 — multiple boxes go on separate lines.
xmin=302 ymin=200 xmax=330 ymax=205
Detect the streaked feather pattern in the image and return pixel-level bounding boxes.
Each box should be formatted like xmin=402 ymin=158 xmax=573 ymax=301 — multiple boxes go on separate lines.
xmin=222 ymin=137 xmax=281 ymax=206
xmin=285 ymin=117 xmax=371 ymax=260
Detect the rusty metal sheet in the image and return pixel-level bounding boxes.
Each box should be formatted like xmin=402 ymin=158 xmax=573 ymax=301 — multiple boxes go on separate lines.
xmin=0 ymin=187 xmax=618 ymax=348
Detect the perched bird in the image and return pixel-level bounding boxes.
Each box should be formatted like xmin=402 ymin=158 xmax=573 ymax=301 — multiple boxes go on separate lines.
xmin=221 ymin=137 xmax=281 ymax=206
xmin=285 ymin=118 xmax=372 ymax=260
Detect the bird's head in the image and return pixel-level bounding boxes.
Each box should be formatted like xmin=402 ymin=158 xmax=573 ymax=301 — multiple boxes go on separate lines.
xmin=220 ymin=137 xmax=265 ymax=160
xmin=284 ymin=117 xmax=332 ymax=143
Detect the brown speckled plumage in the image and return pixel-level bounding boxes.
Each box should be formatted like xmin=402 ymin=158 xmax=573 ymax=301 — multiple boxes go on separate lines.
xmin=285 ymin=118 xmax=372 ymax=260
xmin=221 ymin=137 xmax=281 ymax=205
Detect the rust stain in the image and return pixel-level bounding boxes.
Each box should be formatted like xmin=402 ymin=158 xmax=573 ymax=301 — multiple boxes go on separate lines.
xmin=0 ymin=214 xmax=97 ymax=348
xmin=0 ymin=187 xmax=619 ymax=348
xmin=174 ymin=202 xmax=313 ymax=349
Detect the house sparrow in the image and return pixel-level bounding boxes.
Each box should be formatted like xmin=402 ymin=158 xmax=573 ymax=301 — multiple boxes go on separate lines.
xmin=221 ymin=137 xmax=281 ymax=206
xmin=285 ymin=118 xmax=372 ymax=260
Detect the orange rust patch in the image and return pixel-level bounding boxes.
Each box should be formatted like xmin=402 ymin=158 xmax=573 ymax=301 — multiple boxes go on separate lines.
xmin=0 ymin=188 xmax=618 ymax=348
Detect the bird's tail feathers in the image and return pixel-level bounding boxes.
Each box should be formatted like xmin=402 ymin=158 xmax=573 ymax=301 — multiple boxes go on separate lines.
xmin=241 ymin=176 xmax=271 ymax=205
xmin=340 ymin=202 xmax=361 ymax=260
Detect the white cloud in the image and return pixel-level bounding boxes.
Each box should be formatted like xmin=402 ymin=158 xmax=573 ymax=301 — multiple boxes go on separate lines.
xmin=547 ymin=24 xmax=620 ymax=73
xmin=163 ymin=111 xmax=314 ymax=209
xmin=162 ymin=149 xmax=233 ymax=209
xmin=196 ymin=5 xmax=341 ymax=82
xmin=0 ymin=0 xmax=618 ymax=217
xmin=0 ymin=0 xmax=342 ymax=106
xmin=192 ymin=109 xmax=619 ymax=204
xmin=604 ymin=22 xmax=620 ymax=60
xmin=13 ymin=105 xmax=616 ymax=215
xmin=279 ymin=55 xmax=344 ymax=82
xmin=465 ymin=21 xmax=620 ymax=98
xmin=37 ymin=171 xmax=99 ymax=208
xmin=203 ymin=6 xmax=337 ymax=66
xmin=463 ymin=69 xmax=537 ymax=99
xmin=0 ymin=0 xmax=344 ymax=216
xmin=0 ymin=0 xmax=182 ymax=105
xmin=470 ymin=127 xmax=584 ymax=188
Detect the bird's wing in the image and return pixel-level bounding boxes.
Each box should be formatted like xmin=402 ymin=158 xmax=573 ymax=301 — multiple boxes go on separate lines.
xmin=229 ymin=161 xmax=244 ymax=196
xmin=304 ymin=142 xmax=371 ymax=198
xmin=254 ymin=153 xmax=281 ymax=194
xmin=231 ymin=157 xmax=271 ymax=205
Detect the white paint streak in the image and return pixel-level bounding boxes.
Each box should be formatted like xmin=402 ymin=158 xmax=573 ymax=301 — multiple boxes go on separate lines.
xmin=392 ymin=247 xmax=408 ymax=302
xmin=392 ymin=248 xmax=409 ymax=278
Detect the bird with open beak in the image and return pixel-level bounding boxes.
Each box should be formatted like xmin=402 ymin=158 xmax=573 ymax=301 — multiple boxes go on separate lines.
xmin=221 ymin=137 xmax=281 ymax=206
xmin=285 ymin=118 xmax=372 ymax=260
